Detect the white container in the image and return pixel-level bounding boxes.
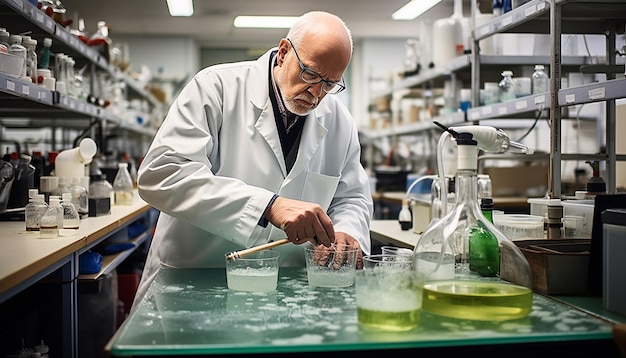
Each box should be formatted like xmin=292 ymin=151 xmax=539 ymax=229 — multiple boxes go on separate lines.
xmin=0 ymin=52 xmax=24 ymax=77
xmin=493 ymin=214 xmax=545 ymax=241
xmin=527 ymin=197 xmax=562 ymax=219
xmin=432 ymin=0 xmax=469 ymax=68
xmin=225 ymin=250 xmax=280 ymax=292
xmin=561 ymin=200 xmax=595 ymax=238
xmin=55 ymin=138 xmax=98 ymax=180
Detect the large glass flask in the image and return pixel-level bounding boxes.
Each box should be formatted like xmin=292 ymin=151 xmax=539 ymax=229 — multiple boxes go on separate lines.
xmin=413 ymin=124 xmax=534 ymax=321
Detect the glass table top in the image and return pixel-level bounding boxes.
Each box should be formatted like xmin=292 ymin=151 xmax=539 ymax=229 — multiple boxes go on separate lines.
xmin=109 ymin=267 xmax=614 ymax=356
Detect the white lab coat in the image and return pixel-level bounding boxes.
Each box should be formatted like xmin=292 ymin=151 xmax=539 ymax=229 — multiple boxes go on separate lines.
xmin=133 ymin=48 xmax=373 ymax=307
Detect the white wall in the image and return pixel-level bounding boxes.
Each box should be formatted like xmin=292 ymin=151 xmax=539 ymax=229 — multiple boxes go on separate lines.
xmin=351 ymin=38 xmax=409 ymax=128
xmin=112 ymin=35 xmax=199 ymax=82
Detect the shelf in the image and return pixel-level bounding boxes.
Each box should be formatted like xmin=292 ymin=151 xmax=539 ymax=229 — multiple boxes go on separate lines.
xmin=0 ymin=73 xmax=157 ymax=136
xmin=0 ymin=73 xmax=54 ymax=106
xmin=0 ymin=0 xmax=162 ymax=109
xmin=361 ymin=111 xmax=465 ymax=139
xmin=78 ymin=231 xmax=151 ymax=281
xmin=474 ymin=0 xmax=550 ymax=40
xmin=369 ymin=55 xmax=590 ymax=104
xmin=467 ymin=92 xmax=549 ymax=121
xmin=474 ymin=0 xmax=626 ymax=38
xmin=558 ymin=77 xmax=626 ymax=106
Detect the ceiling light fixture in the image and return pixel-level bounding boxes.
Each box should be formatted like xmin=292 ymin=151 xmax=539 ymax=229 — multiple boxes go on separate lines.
xmin=233 ymin=16 xmax=298 ymax=29
xmin=166 ymin=0 xmax=194 ymax=17
xmin=392 ymin=0 xmax=442 ymax=20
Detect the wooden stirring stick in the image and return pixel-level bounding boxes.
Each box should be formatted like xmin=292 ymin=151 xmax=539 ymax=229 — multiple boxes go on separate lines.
xmin=226 ymin=238 xmax=290 ymax=260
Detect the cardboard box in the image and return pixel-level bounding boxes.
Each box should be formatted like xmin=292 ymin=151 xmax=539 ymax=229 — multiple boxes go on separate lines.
xmin=482 ymin=165 xmax=549 ymax=197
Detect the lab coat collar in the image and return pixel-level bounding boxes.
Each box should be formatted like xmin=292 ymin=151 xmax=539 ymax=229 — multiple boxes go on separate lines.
xmin=252 ymin=48 xmax=330 ymax=179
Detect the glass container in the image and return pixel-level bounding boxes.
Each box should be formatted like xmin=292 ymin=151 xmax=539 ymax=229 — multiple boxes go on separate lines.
xmin=89 ymin=174 xmax=113 ymax=216
xmin=40 ymin=197 xmax=62 ymax=238
xmin=61 ymin=192 xmax=80 ymax=229
xmin=532 ymin=64 xmax=549 ymax=94
xmin=498 ymin=70 xmax=517 ymax=102
xmin=113 ymin=162 xmax=133 ymax=205
xmin=25 ymin=194 xmax=48 ymax=231
xmin=69 ymin=177 xmax=88 ymax=216
xmin=413 ymin=126 xmax=534 ymax=321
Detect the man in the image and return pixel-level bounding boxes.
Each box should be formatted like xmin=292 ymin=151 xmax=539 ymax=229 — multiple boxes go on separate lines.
xmin=133 ymin=11 xmax=373 ymax=307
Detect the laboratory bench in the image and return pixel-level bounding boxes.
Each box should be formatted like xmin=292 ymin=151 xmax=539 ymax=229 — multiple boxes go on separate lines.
xmin=105 ymin=266 xmax=621 ymax=357
xmin=0 ymin=192 xmax=157 ymax=358
xmin=104 ymin=219 xmax=623 ymax=357
xmin=374 ymin=191 xmax=531 ymax=220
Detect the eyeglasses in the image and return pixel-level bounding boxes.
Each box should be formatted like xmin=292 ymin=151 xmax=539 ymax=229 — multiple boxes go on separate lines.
xmin=286 ymin=38 xmax=346 ymax=95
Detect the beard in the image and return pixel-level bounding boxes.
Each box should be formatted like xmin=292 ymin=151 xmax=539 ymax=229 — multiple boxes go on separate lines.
xmin=276 ymin=67 xmax=319 ymax=116
xmin=283 ymin=92 xmax=319 ymax=116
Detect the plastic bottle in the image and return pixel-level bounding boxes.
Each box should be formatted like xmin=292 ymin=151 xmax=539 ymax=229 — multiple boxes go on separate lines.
xmin=0 ymin=28 xmax=10 ymax=53
xmin=113 ymin=162 xmax=134 ymax=205
xmin=432 ymin=0 xmax=469 ymax=67
xmin=8 ymin=34 xmax=28 ymax=79
xmin=69 ymin=177 xmax=88 ymax=217
xmin=22 ymin=36 xmax=37 ymax=83
xmin=40 ymin=197 xmax=62 ymax=238
xmin=531 ymin=64 xmax=549 ymax=94
xmin=25 ymin=194 xmax=48 ymax=231
xmin=469 ymin=197 xmax=500 ymax=276
xmin=38 ymin=37 xmax=52 ymax=70
xmin=61 ymin=192 xmax=80 ymax=229
xmin=498 ymin=70 xmax=517 ymax=102
xmin=398 ymin=199 xmax=412 ymax=231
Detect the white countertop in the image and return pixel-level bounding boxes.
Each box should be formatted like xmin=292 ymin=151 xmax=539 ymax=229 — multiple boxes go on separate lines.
xmin=0 ymin=193 xmax=150 ymax=299
xmin=369 ymin=219 xmax=420 ymax=249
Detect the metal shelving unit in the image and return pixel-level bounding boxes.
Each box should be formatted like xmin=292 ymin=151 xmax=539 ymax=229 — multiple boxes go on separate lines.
xmin=547 ymin=0 xmax=626 ymax=197
xmin=363 ymin=0 xmax=625 ymax=199
xmin=470 ymin=0 xmax=626 ymax=197
xmin=0 ymin=0 xmax=160 ymax=154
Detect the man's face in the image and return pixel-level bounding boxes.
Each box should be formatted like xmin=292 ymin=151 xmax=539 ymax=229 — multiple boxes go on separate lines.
xmin=275 ymin=39 xmax=345 ymax=116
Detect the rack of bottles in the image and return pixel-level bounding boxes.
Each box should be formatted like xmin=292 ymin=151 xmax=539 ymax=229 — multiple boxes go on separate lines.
xmin=470 ymin=0 xmax=626 ymax=197
xmin=0 ymin=0 xmax=163 ymax=153
xmin=364 ymin=0 xmax=626 ymax=197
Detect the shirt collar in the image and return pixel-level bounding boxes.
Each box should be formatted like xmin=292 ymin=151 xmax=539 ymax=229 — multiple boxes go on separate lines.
xmin=270 ymin=51 xmax=300 ymax=131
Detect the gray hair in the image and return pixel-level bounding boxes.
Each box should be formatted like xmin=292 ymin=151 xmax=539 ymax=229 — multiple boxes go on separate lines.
xmin=286 ymin=11 xmax=353 ymax=54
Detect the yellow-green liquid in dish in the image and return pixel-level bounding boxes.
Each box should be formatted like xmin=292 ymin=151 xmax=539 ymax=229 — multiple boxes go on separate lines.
xmin=357 ymin=307 xmax=421 ymax=331
xmin=422 ymin=280 xmax=532 ymax=321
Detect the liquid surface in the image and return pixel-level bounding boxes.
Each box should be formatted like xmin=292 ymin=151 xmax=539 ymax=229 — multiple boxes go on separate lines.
xmin=226 ymin=267 xmax=278 ymax=292
xmin=115 ymin=191 xmax=134 ymax=205
xmin=307 ymin=267 xmax=355 ymax=287
xmin=423 ymin=280 xmax=533 ymax=321
xmin=357 ymin=307 xmax=421 ymax=331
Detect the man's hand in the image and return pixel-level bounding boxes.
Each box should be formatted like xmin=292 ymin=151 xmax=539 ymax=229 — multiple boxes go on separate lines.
xmin=334 ymin=232 xmax=363 ymax=269
xmin=265 ymin=196 xmax=335 ymax=247
xmin=308 ymin=232 xmax=363 ymax=270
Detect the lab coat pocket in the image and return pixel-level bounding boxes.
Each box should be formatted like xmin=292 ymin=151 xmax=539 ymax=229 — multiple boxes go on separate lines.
xmin=301 ymin=172 xmax=340 ymax=211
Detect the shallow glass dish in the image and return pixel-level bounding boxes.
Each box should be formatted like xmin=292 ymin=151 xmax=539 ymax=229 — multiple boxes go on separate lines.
xmin=422 ymin=280 xmax=533 ymax=321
